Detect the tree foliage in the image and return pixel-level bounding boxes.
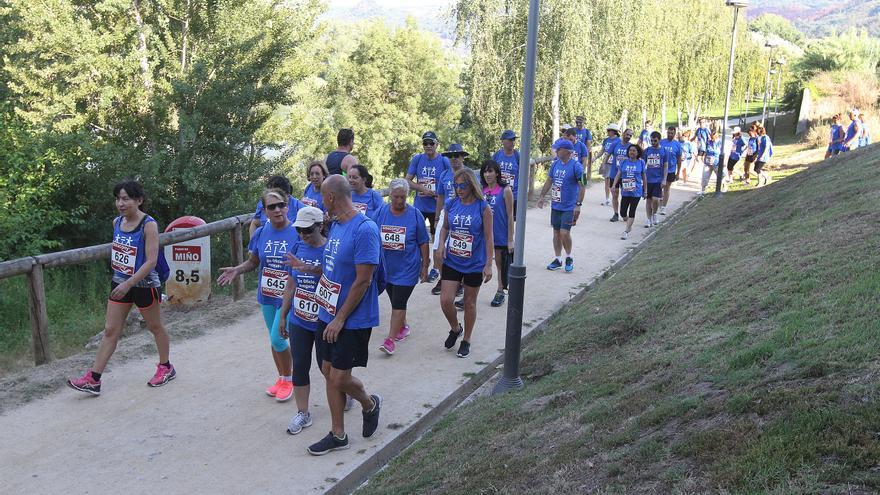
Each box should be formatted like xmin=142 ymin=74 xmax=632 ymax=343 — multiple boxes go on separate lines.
xmin=748 ymin=13 xmax=804 ymax=46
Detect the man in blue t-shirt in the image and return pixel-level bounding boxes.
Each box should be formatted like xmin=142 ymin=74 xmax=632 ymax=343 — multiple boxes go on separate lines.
xmin=538 ymin=138 xmax=585 ymax=274
xmin=637 ymin=120 xmax=654 ymax=150
xmin=491 ymin=130 xmax=521 ymax=206
xmin=642 ymin=131 xmax=668 ymax=228
xmin=405 ymin=131 xmax=450 ymax=239
xmin=563 ymin=128 xmax=590 ymax=188
xmin=294 ymin=174 xmax=382 ymax=456
xmin=574 ymin=116 xmax=594 ymax=182
xmin=659 ymin=125 xmax=682 ymax=215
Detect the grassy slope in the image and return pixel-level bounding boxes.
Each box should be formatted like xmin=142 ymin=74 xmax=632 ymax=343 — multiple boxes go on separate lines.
xmin=360 ymin=146 xmax=880 ymax=493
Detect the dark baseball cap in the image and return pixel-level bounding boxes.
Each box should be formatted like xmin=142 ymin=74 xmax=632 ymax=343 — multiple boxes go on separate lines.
xmin=421 ymin=131 xmax=438 ymax=142
xmin=500 ymin=130 xmax=517 ymax=140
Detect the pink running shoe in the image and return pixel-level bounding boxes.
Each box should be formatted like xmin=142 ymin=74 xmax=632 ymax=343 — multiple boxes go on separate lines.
xmin=66 ymin=369 xmax=101 ymax=396
xmin=395 ymin=325 xmax=411 ymax=342
xmin=379 ymin=338 xmax=395 ymax=355
xmin=147 ymin=363 xmax=176 ymax=387
xmin=266 ymin=377 xmax=283 ymax=397
xmin=275 ymin=380 xmax=294 ymax=402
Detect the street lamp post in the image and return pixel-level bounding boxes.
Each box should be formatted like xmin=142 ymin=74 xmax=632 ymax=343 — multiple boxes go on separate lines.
xmin=771 ymin=58 xmax=786 ymax=141
xmin=760 ymin=40 xmax=779 ymax=125
xmin=714 ymin=0 xmax=748 ymax=197
xmin=493 ymin=0 xmax=540 ymax=395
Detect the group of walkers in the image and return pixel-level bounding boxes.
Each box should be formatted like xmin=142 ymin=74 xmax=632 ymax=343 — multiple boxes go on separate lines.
xmin=826 ymin=109 xmax=871 ymax=159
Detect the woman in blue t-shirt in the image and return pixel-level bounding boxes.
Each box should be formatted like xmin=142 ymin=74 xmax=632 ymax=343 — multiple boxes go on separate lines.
xmin=594 ymin=124 xmax=623 ymax=208
xmin=480 ymin=159 xmax=514 ymax=308
xmin=754 ymin=122 xmax=774 ymax=187
xmin=67 ymin=180 xmax=174 ymax=396
xmin=613 ymin=145 xmax=646 ymax=240
xmin=277 ymin=206 xmax=327 ymax=435
xmin=679 ymin=130 xmax=695 ymax=184
xmin=218 ymin=188 xmax=297 ymax=402
xmin=302 ymin=161 xmax=327 ymax=211
xmin=436 ymin=168 xmax=494 ymax=358
xmin=700 ymin=128 xmax=722 ymax=196
xmin=349 ymin=164 xmax=384 ymax=218
xmin=371 ymin=179 xmax=430 ymax=356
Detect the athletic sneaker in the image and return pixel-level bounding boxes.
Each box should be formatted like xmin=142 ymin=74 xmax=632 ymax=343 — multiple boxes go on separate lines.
xmin=444 ymin=323 xmax=463 ymax=349
xmin=307 ymin=431 xmax=349 ymax=456
xmin=621 ymin=231 xmax=629 ymax=240
xmin=66 ymin=370 xmax=101 ymax=396
xmin=547 ymin=259 xmax=563 ymax=271
xmin=601 ymin=199 xmax=610 ymax=206
xmin=659 ymin=206 xmax=667 ymax=215
xmin=457 ymin=340 xmax=471 ymax=358
xmin=344 ymin=395 xmax=354 ymax=412
xmin=490 ymin=291 xmax=506 ymax=307
xmin=564 ymin=257 xmax=574 ymax=273
xmin=431 ymin=280 xmax=442 ymax=295
xmin=287 ymin=411 xmax=313 ymax=435
xmin=266 ymin=377 xmax=283 ymax=397
xmin=645 ymin=219 xmax=653 ymax=228
xmin=454 ymin=298 xmax=464 ymax=310
xmin=427 ymin=268 xmax=439 ymax=283
xmin=456 ymin=285 xmax=464 ymax=297
xmin=147 ymin=363 xmax=176 ymax=387
xmin=652 ymin=214 xmax=659 ymax=225
xmin=379 ymin=338 xmax=395 ymax=355
xmin=362 ymin=394 xmax=382 ymax=437
xmin=395 ymin=325 xmax=411 ymax=342
xmin=275 ymin=381 xmax=293 ymax=402
xmin=610 ymin=213 xmax=619 ymax=222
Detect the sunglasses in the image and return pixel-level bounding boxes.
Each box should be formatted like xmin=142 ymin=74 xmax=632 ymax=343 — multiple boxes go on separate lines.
xmin=296 ymin=225 xmax=319 ymax=235
xmin=448 ymin=153 xmax=464 ymax=159
xmin=453 ymin=183 xmax=470 ymax=190
xmin=423 ymin=140 xmax=437 ymax=146
xmin=266 ymin=202 xmax=287 ymax=211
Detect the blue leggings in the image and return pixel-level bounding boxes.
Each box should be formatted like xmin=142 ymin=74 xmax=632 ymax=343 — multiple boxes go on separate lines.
xmin=261 ymin=304 xmax=290 ymax=352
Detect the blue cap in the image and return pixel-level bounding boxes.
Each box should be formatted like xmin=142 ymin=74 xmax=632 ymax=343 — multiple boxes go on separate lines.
xmin=500 ymin=130 xmax=517 ymax=140
xmin=441 ymin=143 xmax=469 ymax=157
xmin=553 ymin=138 xmax=574 ymax=151
xmin=421 ymin=131 xmax=439 ymax=142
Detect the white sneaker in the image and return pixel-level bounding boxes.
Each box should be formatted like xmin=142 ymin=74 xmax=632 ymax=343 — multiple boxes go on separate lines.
xmin=644 ymin=220 xmax=652 ymax=228
xmin=652 ymin=214 xmax=659 ymax=224
xmin=659 ymin=206 xmax=667 ymax=215
xmin=621 ymin=231 xmax=629 ymax=240
xmin=344 ymin=395 xmax=354 ymax=412
xmin=287 ymin=411 xmax=313 ymax=435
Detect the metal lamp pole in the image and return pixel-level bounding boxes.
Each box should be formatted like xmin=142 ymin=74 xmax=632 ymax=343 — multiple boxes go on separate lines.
xmin=714 ymin=0 xmax=747 ymax=197
xmin=493 ymin=0 xmax=540 ymax=394
xmin=760 ymin=40 xmax=779 ymax=124
xmin=771 ymin=58 xmax=786 ymax=141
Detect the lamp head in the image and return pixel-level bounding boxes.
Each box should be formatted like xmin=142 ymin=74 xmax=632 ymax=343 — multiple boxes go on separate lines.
xmin=725 ymin=0 xmax=749 ymax=7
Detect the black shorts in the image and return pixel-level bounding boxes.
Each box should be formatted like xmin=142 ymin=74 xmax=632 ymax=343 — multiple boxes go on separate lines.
xmin=420 ymin=209 xmax=437 ymax=235
xmin=666 ymin=172 xmax=677 ymax=183
xmin=754 ymin=161 xmax=767 ymax=173
xmin=745 ymin=155 xmax=757 ymax=164
xmin=109 ymin=281 xmax=161 ymax=309
xmin=646 ymin=182 xmax=663 ymax=199
xmin=441 ymin=264 xmax=483 ymax=288
xmin=727 ymin=157 xmax=741 ymax=171
xmin=289 ymin=323 xmax=320 ymax=387
xmin=607 ymin=177 xmax=620 ymax=190
xmin=385 ymin=282 xmax=416 ymax=310
xmin=697 ymin=150 xmax=707 ymax=157
xmin=314 ymin=321 xmax=371 ymax=371
xmin=620 ymin=196 xmax=641 ymax=218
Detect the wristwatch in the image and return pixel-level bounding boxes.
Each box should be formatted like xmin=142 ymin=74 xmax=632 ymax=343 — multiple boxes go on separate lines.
xmin=575 ymin=202 xmax=583 ymax=206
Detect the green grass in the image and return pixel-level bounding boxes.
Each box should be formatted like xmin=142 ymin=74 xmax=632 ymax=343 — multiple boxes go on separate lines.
xmin=0 ymin=231 xmax=257 ymax=374
xmin=358 ymin=145 xmax=880 ymax=493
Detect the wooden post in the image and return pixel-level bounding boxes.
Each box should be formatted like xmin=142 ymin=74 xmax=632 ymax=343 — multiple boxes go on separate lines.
xmin=25 ymin=264 xmax=53 ymax=365
xmin=231 ymin=223 xmax=245 ymax=301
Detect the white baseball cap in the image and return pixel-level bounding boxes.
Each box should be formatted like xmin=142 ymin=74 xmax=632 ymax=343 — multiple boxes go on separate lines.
xmin=606 ymin=123 xmax=621 ymax=133
xmin=733 ymin=126 xmax=741 ymax=134
xmin=293 ymin=206 xmax=324 ymax=228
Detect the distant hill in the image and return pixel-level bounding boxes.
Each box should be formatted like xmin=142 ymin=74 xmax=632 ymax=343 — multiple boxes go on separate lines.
xmin=321 ymin=0 xmax=455 ymax=46
xmin=748 ymin=0 xmax=880 ymax=38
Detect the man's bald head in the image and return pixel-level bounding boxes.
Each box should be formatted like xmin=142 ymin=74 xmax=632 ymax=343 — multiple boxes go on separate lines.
xmin=322 ymin=174 xmax=352 ymax=216
xmin=323 ymin=174 xmax=350 ymax=196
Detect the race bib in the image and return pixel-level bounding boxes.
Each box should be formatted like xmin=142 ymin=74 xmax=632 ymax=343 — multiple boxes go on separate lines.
xmin=551 ymin=183 xmax=562 ymax=203
xmin=449 ymin=231 xmax=474 ymax=258
xmin=316 ymin=275 xmax=341 ymax=315
xmin=302 ymin=197 xmax=318 ymax=208
xmin=353 ymin=202 xmax=367 ymax=214
xmin=647 ymin=157 xmax=661 ymax=168
xmin=502 ymin=171 xmax=516 ymax=186
xmin=293 ymin=286 xmax=320 ymax=322
xmin=260 ymin=267 xmax=288 ymax=299
xmin=622 ymin=178 xmax=636 ymax=192
xmin=381 ymin=225 xmax=406 ymax=251
xmin=111 ymin=242 xmax=137 ymax=276
xmin=418 ymin=177 xmax=436 ymax=196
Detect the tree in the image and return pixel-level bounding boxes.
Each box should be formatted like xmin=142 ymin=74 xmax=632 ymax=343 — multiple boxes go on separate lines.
xmin=749 ymin=13 xmax=804 ymax=46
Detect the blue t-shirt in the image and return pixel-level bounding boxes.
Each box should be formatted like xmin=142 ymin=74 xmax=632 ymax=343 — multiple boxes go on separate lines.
xmin=253 ymin=197 xmax=302 ymax=224
xmin=643 ymin=146 xmax=666 ymax=183
xmin=372 ymin=204 xmax=429 ymax=287
xmin=659 ymin=138 xmax=682 ymax=174
xmin=407 ymin=153 xmax=450 ymax=213
xmin=618 ymin=159 xmax=645 ymax=198
xmin=611 ymin=140 xmax=631 ymax=179
xmin=351 ymin=189 xmax=384 ymax=219
xmin=492 ymin=149 xmax=520 ymax=196
xmin=483 ymin=185 xmax=510 ymax=247
xmin=695 ymin=127 xmax=710 ymax=150
xmin=639 ymin=129 xmax=651 ymax=144
xmin=572 ymin=141 xmax=590 ymax=165
xmin=111 ymin=215 xmax=160 ymax=288
xmin=548 ymin=157 xmax=584 ymax=212
xmin=705 ymin=139 xmax=721 ymax=165
xmin=443 ymin=197 xmax=489 ymax=274
xmin=846 ymin=120 xmax=859 ymax=145
xmin=601 ymin=137 xmax=622 ymax=176
xmin=317 ymin=214 xmax=380 ymax=329
xmin=301 ymin=183 xmax=324 ymax=211
xmin=286 ymin=240 xmax=325 ymax=331
xmin=249 ymin=223 xmax=299 ymax=308
xmin=756 ymin=135 xmax=773 ymax=162
xmin=730 ymin=136 xmax=746 ymax=161
xmin=747 ymin=137 xmax=758 ymax=156
xmin=574 ymin=127 xmax=593 ymax=145
xmin=680 ymin=140 xmax=694 ymax=161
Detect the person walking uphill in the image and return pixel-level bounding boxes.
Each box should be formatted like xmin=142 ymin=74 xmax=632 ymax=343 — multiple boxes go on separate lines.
xmin=538 ymin=138 xmax=585 ymax=273
xmin=218 ymin=188 xmax=296 ymax=402
xmin=67 ymin=180 xmax=174 ymax=396
xmin=432 ymin=143 xmax=470 ymax=296
xmin=406 ymin=131 xmax=450 ymax=282
xmin=298 ymin=175 xmax=382 ymax=455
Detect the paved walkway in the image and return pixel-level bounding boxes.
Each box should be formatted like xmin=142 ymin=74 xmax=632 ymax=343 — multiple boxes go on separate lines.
xmin=0 ymin=181 xmax=698 ymax=494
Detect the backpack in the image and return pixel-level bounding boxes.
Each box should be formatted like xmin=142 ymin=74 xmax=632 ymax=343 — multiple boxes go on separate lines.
xmin=121 ymin=215 xmax=171 ymax=284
